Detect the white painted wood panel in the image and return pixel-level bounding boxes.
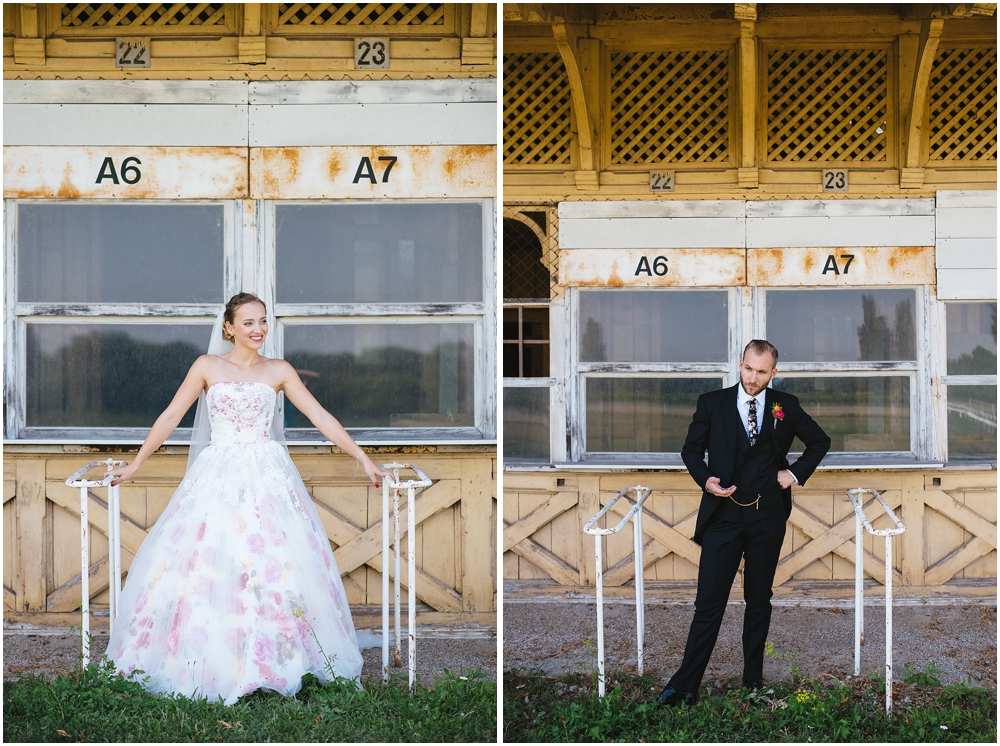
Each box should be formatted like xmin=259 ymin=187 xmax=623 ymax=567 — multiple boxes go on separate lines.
xmin=248 ymin=103 xmax=496 ymax=146
xmin=935 ymin=239 xmax=998 ymax=269
xmin=558 ymin=200 xmax=744 ymax=219
xmin=745 ymin=199 xmax=935 ymax=217
xmin=935 ymin=208 xmax=997 ymax=239
xmin=936 ymin=269 xmax=998 ymax=300
xmin=249 ymin=146 xmax=496 ymax=199
xmin=4 ymin=146 xmax=248 ymax=199
xmin=559 ymin=248 xmax=746 ymax=286
xmin=559 ymin=217 xmax=745 ymax=249
xmin=747 ymin=246 xmax=935 ymax=286
xmin=249 ymin=79 xmax=496 ymax=105
xmin=4 ymin=104 xmax=249 ymax=146
xmin=936 ymin=190 xmax=997 ymax=209
xmin=4 ymin=80 xmax=249 ymax=105
xmin=746 ymin=215 xmax=935 ymax=248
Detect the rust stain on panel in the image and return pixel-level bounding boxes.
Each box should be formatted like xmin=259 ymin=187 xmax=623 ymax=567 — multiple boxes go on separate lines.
xmin=560 ymin=249 xmax=745 ymax=287
xmin=748 ymin=246 xmax=935 ymax=286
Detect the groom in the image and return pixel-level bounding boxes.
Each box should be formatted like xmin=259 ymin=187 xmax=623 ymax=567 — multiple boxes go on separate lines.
xmin=658 ymin=340 xmax=831 ymax=705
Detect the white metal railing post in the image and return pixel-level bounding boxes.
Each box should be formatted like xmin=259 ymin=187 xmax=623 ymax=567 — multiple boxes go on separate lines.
xmin=846 ymin=487 xmax=906 ymax=716
xmin=380 ymin=463 xmax=432 ymax=689
xmin=583 ymin=485 xmax=652 ymax=698
xmin=65 ymin=458 xmax=127 ymax=666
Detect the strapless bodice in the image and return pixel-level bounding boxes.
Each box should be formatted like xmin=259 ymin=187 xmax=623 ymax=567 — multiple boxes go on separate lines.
xmin=207 ymin=381 xmax=275 ymax=446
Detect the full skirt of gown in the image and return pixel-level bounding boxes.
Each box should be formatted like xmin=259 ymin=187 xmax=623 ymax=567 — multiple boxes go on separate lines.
xmin=107 ymin=381 xmax=364 ymax=704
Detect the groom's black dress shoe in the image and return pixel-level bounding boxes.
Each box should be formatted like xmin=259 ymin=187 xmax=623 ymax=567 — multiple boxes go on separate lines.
xmin=744 ymin=679 xmax=764 ymax=692
xmin=657 ymin=685 xmax=697 ymax=706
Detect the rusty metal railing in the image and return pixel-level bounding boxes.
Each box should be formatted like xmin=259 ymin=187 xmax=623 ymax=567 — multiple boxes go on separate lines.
xmin=65 ymin=458 xmax=127 ymax=666
xmin=380 ymin=462 xmax=432 ymax=689
xmin=583 ymin=485 xmax=652 ymax=697
xmin=847 ymin=487 xmax=906 ymax=715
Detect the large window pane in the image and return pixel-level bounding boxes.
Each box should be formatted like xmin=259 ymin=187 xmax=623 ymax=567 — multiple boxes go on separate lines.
xmin=580 ymin=291 xmax=728 ymax=363
xmin=276 ymin=204 xmax=483 ymax=303
xmin=504 ymin=387 xmax=550 ymax=462
xmin=586 ymin=377 xmax=723 ymax=452
xmin=767 ymin=289 xmax=916 ymax=362
xmin=283 ymin=323 xmax=474 ymax=428
xmin=947 ymin=385 xmax=997 ymax=461
xmin=947 ymin=303 xmax=997 ymax=375
xmin=26 ymin=324 xmax=210 ymax=427
xmin=18 ymin=204 xmax=223 ymax=303
xmin=772 ymin=376 xmax=910 ymax=452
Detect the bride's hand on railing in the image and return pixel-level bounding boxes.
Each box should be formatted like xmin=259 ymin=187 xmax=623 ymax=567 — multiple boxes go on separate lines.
xmin=360 ymin=455 xmax=392 ymax=488
xmin=105 ymin=464 xmax=138 ymax=487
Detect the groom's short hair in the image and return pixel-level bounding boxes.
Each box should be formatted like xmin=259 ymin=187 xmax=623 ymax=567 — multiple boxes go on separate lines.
xmin=743 ymin=339 xmax=779 ymax=365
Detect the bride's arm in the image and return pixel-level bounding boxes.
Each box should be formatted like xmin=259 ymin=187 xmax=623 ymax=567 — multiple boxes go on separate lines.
xmin=106 ymin=356 xmax=212 ymax=485
xmin=276 ymin=361 xmax=390 ymax=487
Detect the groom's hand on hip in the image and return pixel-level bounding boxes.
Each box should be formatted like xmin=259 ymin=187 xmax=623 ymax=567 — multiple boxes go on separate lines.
xmin=777 ymin=470 xmax=796 ymax=489
xmin=706 ymin=477 xmax=736 ymax=497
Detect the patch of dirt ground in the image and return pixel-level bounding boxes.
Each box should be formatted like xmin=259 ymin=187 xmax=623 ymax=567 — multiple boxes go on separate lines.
xmin=503 ymin=601 xmax=996 ymax=690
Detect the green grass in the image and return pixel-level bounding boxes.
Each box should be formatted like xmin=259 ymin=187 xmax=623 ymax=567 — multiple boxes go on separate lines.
xmin=4 ymin=659 xmax=496 ymax=743
xmin=503 ymin=668 xmax=996 ymax=743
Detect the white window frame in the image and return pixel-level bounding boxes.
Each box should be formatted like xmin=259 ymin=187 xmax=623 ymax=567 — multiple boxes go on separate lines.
xmin=4 ymin=196 xmax=497 ymax=444
xmin=261 ymin=197 xmax=496 ymax=443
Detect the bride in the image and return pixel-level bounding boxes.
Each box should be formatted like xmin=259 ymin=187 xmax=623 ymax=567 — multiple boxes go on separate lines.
xmin=105 ymin=292 xmax=389 ymax=704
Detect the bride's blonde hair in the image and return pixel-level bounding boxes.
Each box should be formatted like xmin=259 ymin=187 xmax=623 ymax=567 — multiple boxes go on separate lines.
xmin=222 ymin=292 xmax=266 ymax=343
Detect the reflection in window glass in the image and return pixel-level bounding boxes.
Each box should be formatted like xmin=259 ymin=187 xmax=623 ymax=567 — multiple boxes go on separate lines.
xmin=26 ymin=324 xmax=210 ymax=427
xmin=283 ymin=324 xmax=474 ymax=428
xmin=580 ymin=291 xmax=728 ymax=363
xmin=18 ymin=204 xmax=224 ymax=303
xmin=772 ymin=376 xmax=910 ymax=452
xmin=946 ymin=303 xmax=997 ymax=375
xmin=503 ymin=306 xmax=550 ymax=377
xmin=504 ymin=387 xmax=550 ymax=462
xmin=947 ymin=385 xmax=997 ymax=461
xmin=586 ymin=377 xmax=722 ymax=452
xmin=276 ymin=204 xmax=483 ymax=303
xmin=767 ymin=289 xmax=916 ymax=362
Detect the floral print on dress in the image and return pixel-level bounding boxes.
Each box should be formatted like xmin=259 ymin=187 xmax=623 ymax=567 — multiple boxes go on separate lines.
xmin=107 ymin=381 xmax=363 ymax=705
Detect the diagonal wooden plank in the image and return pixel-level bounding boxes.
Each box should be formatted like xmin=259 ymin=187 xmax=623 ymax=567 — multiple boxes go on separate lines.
xmin=603 ymin=499 xmax=703 ymax=568
xmin=46 ymin=554 xmax=128 ymax=612
xmin=333 ymin=480 xmax=459 ymax=574
xmin=502 ymin=492 xmax=578 ymax=552
xmin=364 ymin=547 xmax=463 ymax=612
xmin=924 ymin=490 xmax=997 ymax=548
xmin=4 ymin=585 xmax=15 ymax=610
xmin=506 ymin=533 xmax=579 ymax=586
xmin=604 ymin=537 xmax=670 ymax=587
xmin=925 ymin=537 xmax=995 ymax=586
xmin=46 ymin=484 xmax=149 ymax=557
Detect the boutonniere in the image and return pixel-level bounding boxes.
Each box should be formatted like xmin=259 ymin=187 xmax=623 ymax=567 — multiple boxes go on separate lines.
xmin=771 ymin=403 xmax=785 ymax=424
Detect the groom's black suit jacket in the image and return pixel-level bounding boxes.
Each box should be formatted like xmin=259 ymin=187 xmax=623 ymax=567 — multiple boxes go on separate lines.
xmin=681 ymin=384 xmax=831 ymax=545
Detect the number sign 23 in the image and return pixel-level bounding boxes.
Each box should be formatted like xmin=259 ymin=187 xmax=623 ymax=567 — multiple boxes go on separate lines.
xmin=355 ymin=38 xmax=389 ymax=69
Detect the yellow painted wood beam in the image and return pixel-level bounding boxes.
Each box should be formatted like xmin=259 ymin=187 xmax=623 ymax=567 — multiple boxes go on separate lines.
xmin=14 ymin=3 xmax=45 ymax=66
xmin=737 ymin=4 xmax=758 ymax=187
xmin=901 ymin=18 xmax=945 ymax=188
xmin=553 ymin=20 xmax=599 ymax=191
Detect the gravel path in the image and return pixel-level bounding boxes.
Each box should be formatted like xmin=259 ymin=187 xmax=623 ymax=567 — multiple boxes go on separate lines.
xmin=503 ymin=602 xmax=996 ymax=690
xmin=4 ymin=628 xmax=496 ymax=686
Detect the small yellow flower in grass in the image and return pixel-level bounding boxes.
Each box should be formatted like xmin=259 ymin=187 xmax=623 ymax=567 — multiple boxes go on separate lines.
xmin=795 ymin=688 xmax=811 ymax=703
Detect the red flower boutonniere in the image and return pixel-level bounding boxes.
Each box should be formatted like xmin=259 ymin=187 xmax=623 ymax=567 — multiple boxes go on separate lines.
xmin=771 ymin=403 xmax=785 ymax=423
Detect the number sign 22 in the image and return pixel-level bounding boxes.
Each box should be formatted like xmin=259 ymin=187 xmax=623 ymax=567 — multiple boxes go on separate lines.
xmin=355 ymin=38 xmax=389 ymax=69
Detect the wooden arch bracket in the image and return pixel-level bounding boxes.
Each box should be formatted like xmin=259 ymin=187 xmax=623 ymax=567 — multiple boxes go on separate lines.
xmin=901 ymin=18 xmax=946 ymax=188
xmin=553 ymin=19 xmax=599 ymax=191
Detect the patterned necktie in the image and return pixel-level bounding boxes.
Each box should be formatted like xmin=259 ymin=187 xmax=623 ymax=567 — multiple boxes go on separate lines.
xmin=748 ymin=397 xmax=759 ymax=446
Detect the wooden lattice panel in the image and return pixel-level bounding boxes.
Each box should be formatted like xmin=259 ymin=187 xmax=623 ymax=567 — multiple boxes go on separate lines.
xmin=610 ymin=51 xmax=730 ymax=164
xmin=504 ymin=53 xmax=573 ymax=166
xmin=928 ymin=47 xmax=998 ymax=162
xmin=61 ymin=3 xmax=226 ymax=27
xmin=276 ymin=3 xmax=445 ymax=27
xmin=767 ymin=48 xmax=889 ymax=162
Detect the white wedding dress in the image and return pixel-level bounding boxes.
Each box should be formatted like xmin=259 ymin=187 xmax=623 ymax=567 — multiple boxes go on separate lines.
xmin=108 ymin=381 xmax=364 ymax=704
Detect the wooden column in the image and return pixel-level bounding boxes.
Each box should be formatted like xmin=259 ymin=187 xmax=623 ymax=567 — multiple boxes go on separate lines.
xmin=578 ymin=475 xmax=601 ymax=586
xmin=900 ymin=473 xmax=926 ymax=587
xmin=735 ymin=3 xmax=758 ymax=188
xmin=239 ymin=3 xmax=266 ymax=64
xmin=13 ymin=3 xmax=45 ymax=66
xmin=460 ymin=457 xmax=495 ymax=612
xmin=900 ymin=19 xmax=945 ymax=188
xmin=14 ymin=459 xmax=47 ymax=612
xmin=462 ymin=3 xmax=495 ymax=65
xmin=553 ymin=20 xmax=599 ymax=191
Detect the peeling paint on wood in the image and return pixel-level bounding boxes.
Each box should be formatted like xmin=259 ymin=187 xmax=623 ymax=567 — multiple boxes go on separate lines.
xmin=747 ymin=246 xmax=935 ymax=286
xmin=559 ymin=248 xmax=746 ymax=287
xmin=249 ymin=145 xmax=496 ymax=199
xmin=3 ymin=146 xmax=248 ymax=199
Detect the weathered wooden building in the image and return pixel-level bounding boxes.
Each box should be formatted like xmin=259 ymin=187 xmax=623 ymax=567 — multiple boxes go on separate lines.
xmin=503 ymin=4 xmax=996 ymax=605
xmin=3 ymin=3 xmax=498 ymax=633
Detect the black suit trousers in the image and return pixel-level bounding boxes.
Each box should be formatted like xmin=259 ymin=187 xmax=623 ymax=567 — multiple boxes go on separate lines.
xmin=667 ymin=512 xmax=787 ymax=693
